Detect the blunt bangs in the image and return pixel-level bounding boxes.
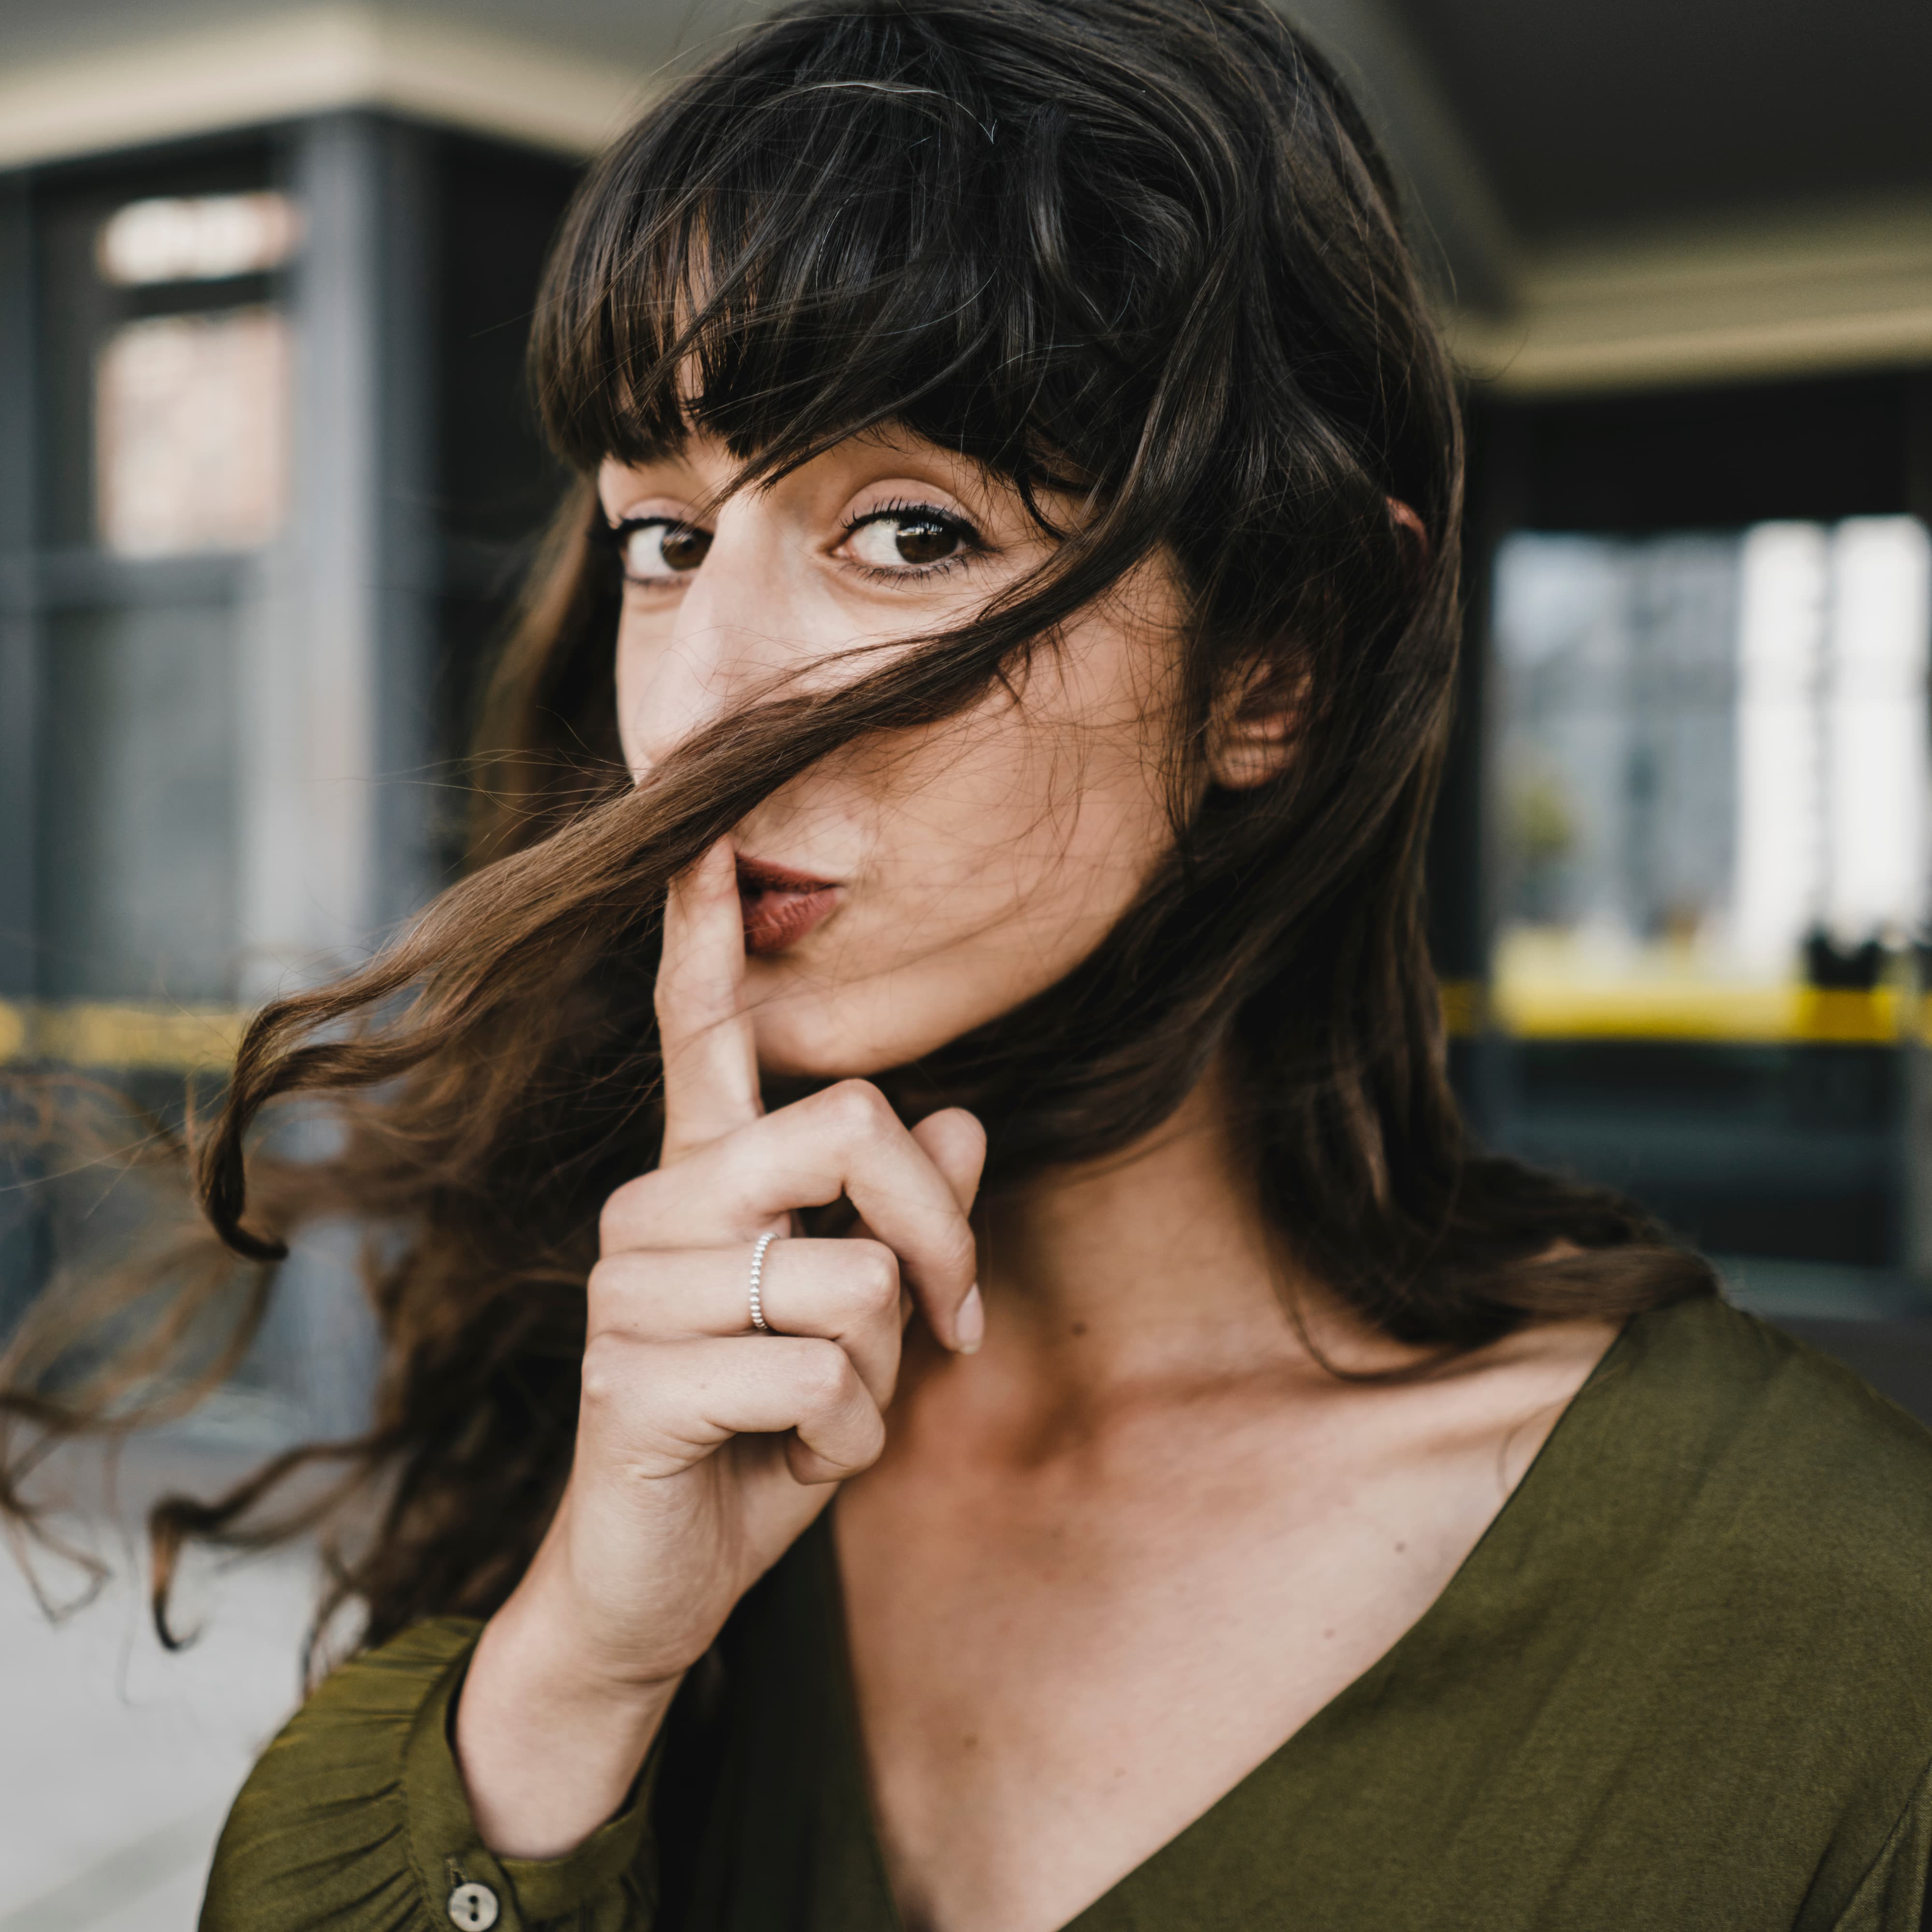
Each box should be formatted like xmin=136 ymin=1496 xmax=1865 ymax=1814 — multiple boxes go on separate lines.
xmin=537 ymin=7 xmax=1177 ymax=499
xmin=533 ymin=0 xmax=1428 ymax=559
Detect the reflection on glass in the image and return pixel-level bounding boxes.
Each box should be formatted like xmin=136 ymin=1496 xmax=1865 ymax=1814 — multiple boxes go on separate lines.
xmin=95 ymin=191 xmax=301 ymax=285
xmin=1492 ymin=518 xmax=1932 ymax=1037
xmin=94 ymin=306 xmax=290 ymax=556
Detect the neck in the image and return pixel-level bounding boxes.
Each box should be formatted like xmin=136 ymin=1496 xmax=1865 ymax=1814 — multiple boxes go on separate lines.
xmin=970 ymin=1061 xmax=1326 ymax=1395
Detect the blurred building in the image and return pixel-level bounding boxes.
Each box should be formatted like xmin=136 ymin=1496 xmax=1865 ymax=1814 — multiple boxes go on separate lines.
xmin=1 ymin=0 xmax=1931 ymax=1403
xmin=0 ymin=7 xmax=1928 ymax=1918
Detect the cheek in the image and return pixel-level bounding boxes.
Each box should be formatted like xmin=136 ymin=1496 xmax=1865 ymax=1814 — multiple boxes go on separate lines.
xmin=982 ymin=620 xmax=1179 ymax=906
xmin=747 ymin=627 xmax=1181 ymax=1070
xmin=872 ymin=656 xmax=1174 ymax=933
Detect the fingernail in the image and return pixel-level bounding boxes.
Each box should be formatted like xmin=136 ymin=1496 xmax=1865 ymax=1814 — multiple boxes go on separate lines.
xmin=955 ymin=1284 xmax=984 ymax=1354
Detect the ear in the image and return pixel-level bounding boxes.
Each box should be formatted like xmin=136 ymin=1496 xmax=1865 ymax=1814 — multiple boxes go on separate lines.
xmin=1207 ymin=658 xmax=1303 ymax=791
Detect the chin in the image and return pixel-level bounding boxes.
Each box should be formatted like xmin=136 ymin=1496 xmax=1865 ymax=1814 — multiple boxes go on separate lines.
xmin=751 ymin=1026 xmax=916 ymax=1084
xmin=747 ymin=986 xmax=906 ymax=1082
xmin=745 ymin=962 xmax=988 ymax=1083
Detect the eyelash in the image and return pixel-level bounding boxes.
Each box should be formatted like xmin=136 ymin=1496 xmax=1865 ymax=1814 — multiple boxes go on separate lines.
xmin=839 ymin=499 xmax=985 ymax=582
xmin=597 ymin=499 xmax=987 ymax=587
xmin=598 ymin=516 xmax=698 ymax=587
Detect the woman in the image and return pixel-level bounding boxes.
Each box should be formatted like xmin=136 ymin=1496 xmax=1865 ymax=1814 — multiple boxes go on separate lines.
xmin=11 ymin=0 xmax=1932 ymax=1926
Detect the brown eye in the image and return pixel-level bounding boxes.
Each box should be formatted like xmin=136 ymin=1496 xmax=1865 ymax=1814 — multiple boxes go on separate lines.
xmin=617 ymin=519 xmax=711 ymax=582
xmin=846 ymin=509 xmax=972 ymax=571
xmin=660 ymin=523 xmax=711 ymax=571
xmin=892 ymin=516 xmax=958 ymax=565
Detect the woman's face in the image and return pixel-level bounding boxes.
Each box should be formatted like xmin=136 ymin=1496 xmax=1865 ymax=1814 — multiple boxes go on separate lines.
xmin=602 ymin=428 xmax=1193 ymax=1078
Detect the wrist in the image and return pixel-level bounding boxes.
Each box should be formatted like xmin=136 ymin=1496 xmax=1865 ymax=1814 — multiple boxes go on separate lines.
xmin=481 ymin=1562 xmax=691 ymax=1707
xmin=456 ymin=1588 xmax=682 ymax=1860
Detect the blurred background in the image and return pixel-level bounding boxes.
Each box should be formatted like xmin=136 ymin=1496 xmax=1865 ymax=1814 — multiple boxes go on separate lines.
xmin=0 ymin=0 xmax=1929 ymax=1923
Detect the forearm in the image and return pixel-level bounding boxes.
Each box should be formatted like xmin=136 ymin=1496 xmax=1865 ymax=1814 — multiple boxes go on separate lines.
xmin=456 ymin=1581 xmax=682 ymax=1861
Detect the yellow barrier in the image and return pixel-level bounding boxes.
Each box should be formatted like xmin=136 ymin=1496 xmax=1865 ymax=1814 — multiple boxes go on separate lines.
xmin=1447 ymin=980 xmax=1919 ymax=1044
xmin=0 ymin=1000 xmax=251 ymax=1072
xmin=0 ymin=986 xmax=1919 ymax=1071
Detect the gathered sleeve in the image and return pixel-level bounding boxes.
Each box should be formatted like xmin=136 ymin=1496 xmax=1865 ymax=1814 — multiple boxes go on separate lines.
xmin=200 ymin=1619 xmax=656 ymax=1932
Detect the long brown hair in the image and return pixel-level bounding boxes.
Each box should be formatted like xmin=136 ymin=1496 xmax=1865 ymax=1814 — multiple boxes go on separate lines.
xmin=1 ymin=0 xmax=1712 ymax=1660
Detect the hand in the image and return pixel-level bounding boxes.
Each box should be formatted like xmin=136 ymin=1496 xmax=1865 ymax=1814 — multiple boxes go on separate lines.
xmin=454 ymin=840 xmax=986 ymax=1858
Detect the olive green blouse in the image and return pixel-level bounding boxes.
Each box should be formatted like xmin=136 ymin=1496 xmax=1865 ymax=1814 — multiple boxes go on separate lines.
xmin=202 ymin=1297 xmax=1932 ymax=1931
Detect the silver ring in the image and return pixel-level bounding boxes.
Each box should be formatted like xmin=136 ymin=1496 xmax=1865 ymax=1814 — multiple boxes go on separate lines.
xmin=748 ymin=1231 xmax=778 ymax=1333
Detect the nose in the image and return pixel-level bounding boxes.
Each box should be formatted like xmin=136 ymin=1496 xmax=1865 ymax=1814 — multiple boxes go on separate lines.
xmin=620 ymin=512 xmax=785 ymax=775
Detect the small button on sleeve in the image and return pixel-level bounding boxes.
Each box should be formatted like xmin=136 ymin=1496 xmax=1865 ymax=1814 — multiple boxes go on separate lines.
xmin=447 ymin=1880 xmax=500 ymax=1929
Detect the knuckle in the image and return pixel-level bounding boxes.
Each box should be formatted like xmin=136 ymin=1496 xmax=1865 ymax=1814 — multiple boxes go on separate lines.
xmin=822 ymin=1079 xmax=895 ymax=1141
xmin=585 ymin=1251 xmax=631 ymax=1304
xmin=597 ymin=1173 xmax=658 ymax=1253
xmin=795 ymin=1338 xmax=860 ymax=1412
xmin=578 ymin=1332 xmax=637 ymax=1411
xmin=838 ymin=1406 xmax=888 ymax=1473
xmin=843 ymin=1240 xmax=901 ymax=1311
xmin=804 ymin=1398 xmax=885 ymax=1479
xmin=585 ymin=1253 xmax=655 ymax=1334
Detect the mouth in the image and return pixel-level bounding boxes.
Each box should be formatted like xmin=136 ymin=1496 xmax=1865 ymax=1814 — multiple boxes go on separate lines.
xmin=736 ymin=853 xmax=842 ymax=956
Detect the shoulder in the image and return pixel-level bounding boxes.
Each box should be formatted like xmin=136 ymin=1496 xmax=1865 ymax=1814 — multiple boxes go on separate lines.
xmin=1388 ymin=1300 xmax=1932 ymax=1929
xmin=1610 ymin=1291 xmax=1932 ymax=1503
xmin=1586 ymin=1293 xmax=1932 ymax=1656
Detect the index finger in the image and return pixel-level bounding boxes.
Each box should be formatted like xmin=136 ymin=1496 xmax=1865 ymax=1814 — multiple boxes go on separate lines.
xmin=657 ymin=839 xmax=763 ymax=1165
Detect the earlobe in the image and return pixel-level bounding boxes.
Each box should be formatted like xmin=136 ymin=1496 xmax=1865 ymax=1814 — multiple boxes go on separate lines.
xmin=1209 ymin=710 xmax=1296 ymax=789
xmin=1208 ymin=662 xmax=1302 ymax=791
xmin=1212 ymin=505 xmax=1418 ymax=791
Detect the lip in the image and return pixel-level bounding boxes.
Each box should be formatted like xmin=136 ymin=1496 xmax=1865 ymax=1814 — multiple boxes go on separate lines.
xmin=736 ymin=853 xmax=842 ymax=957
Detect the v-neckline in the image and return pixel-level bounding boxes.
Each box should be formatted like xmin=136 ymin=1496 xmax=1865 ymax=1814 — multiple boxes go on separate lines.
xmin=810 ymin=1309 xmax=1643 ymax=1932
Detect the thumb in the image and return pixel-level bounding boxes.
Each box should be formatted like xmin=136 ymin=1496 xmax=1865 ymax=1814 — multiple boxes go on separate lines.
xmin=909 ymin=1107 xmax=987 ymax=1354
xmin=910 ymin=1107 xmax=987 ymax=1216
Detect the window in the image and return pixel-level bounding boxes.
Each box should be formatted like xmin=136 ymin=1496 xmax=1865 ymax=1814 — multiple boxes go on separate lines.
xmin=95 ymin=305 xmax=289 ymax=556
xmin=91 ymin=191 xmax=298 ymax=557
xmin=1491 ymin=517 xmax=1932 ymax=1038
